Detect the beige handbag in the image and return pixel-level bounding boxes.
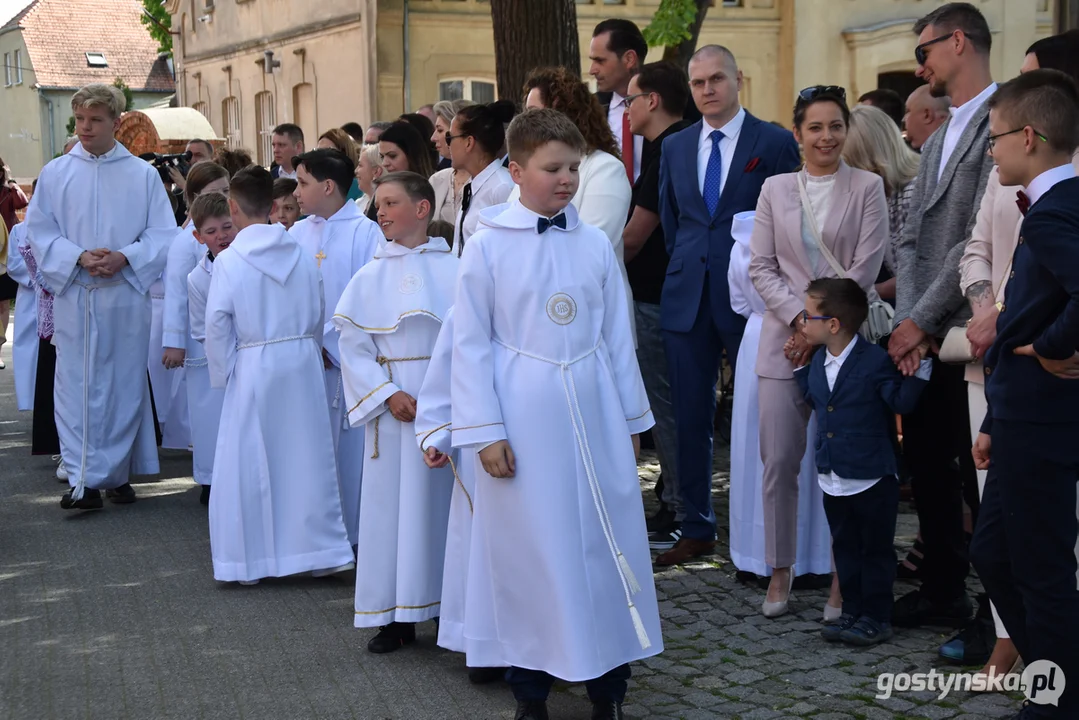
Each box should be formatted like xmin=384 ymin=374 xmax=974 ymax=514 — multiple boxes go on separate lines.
xmin=797 ymin=173 xmax=894 ymax=343
xmin=939 ymin=256 xmax=1013 ymax=364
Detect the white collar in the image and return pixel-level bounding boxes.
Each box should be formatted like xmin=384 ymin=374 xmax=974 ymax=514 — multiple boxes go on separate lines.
xmin=824 ymin=335 xmax=859 ymax=367
xmin=480 ymin=199 xmax=581 ymax=233
xmin=374 ymin=236 xmax=451 ymax=259
xmin=309 ymin=200 xmax=362 ymax=224
xmin=1026 ymin=164 xmax=1078 ymax=206
xmin=610 ymin=90 xmax=627 ymax=110
xmin=699 ymin=107 xmax=746 ymax=143
xmin=470 ymin=158 xmax=506 ymax=193
xmin=949 ymin=83 xmax=997 ymax=121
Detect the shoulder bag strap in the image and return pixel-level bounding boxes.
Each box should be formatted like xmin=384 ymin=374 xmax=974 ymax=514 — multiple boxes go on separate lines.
xmin=796 ymin=171 xmax=846 ymax=280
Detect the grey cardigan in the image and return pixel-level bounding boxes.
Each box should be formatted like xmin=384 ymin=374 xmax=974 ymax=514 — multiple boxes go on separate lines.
xmin=894 ymin=99 xmax=995 ymax=338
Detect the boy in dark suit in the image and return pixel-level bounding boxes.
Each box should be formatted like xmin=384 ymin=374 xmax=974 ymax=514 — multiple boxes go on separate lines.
xmin=795 ymin=279 xmax=930 ymax=646
xmin=970 ymin=69 xmax=1079 ymax=720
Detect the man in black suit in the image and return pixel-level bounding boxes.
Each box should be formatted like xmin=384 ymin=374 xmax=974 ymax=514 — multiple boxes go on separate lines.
xmin=589 ymin=19 xmax=648 ymax=184
xmin=970 ymin=69 xmax=1079 ymax=719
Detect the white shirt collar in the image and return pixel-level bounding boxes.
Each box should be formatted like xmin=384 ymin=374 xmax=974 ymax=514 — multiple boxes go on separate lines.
xmin=699 ymin=107 xmax=746 ymax=145
xmin=1026 ymin=164 xmax=1078 ymax=206
xmin=949 ymin=83 xmax=997 ymax=124
xmin=470 ymin=158 xmax=505 ymax=193
xmin=824 ymin=335 xmax=859 ymax=368
xmin=610 ymin=91 xmax=627 ymax=110
xmin=278 ymin=168 xmax=298 ymax=180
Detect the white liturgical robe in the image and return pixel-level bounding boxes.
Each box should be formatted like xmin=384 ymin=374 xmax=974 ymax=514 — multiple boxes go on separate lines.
xmin=451 ymin=201 xmax=662 ymax=679
xmin=27 ymin=142 xmax=175 ymax=498
xmin=186 ymin=249 xmax=224 ymax=487
xmin=204 ymin=223 xmax=352 ymax=582
xmin=333 ymin=237 xmax=457 ymax=627
xmin=150 ymin=224 xmax=195 ymax=450
xmin=290 ymin=202 xmax=383 ymax=545
xmin=6 ymin=223 xmax=38 ymax=410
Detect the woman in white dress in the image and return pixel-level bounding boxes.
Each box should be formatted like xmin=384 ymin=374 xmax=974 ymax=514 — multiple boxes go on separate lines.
xmin=428 ymin=99 xmax=473 ymax=225
xmin=728 ymin=210 xmax=833 ymax=585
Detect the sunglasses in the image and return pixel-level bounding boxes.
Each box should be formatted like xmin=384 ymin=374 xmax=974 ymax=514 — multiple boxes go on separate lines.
xmin=797 ymin=86 xmax=847 ymax=105
xmin=914 ymin=31 xmax=955 ymax=65
xmin=444 ymin=132 xmax=469 ymax=144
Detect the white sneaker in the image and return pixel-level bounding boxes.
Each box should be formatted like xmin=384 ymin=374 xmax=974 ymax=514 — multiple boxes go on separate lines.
xmin=238 ymin=580 xmax=260 ymax=586
xmin=312 ymin=562 xmax=355 ymax=578
xmin=52 ymin=455 xmax=69 ymax=481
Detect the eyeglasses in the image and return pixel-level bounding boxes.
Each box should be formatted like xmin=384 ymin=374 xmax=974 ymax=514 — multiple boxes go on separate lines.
xmin=914 ymin=31 xmax=956 ymax=65
xmin=797 ymin=86 xmax=847 ymax=104
xmin=987 ymin=127 xmax=1049 ymax=151
xmin=444 ymin=132 xmax=469 ymax=145
xmin=624 ymin=92 xmax=651 ymax=106
xmin=801 ymin=309 xmax=834 ymax=323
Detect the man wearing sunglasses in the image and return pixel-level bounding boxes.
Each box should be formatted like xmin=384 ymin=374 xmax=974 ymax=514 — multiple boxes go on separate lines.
xmin=887 ymin=2 xmax=996 ymax=631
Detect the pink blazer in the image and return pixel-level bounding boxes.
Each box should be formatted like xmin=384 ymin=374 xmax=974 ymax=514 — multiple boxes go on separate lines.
xmin=748 ymin=161 xmax=888 ymax=379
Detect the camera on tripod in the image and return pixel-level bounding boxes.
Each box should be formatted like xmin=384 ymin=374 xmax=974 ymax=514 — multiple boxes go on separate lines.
xmin=140 ymin=150 xmax=192 ymax=184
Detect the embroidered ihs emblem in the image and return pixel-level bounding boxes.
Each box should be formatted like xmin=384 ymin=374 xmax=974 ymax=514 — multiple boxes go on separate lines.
xmin=546 ymin=292 xmax=577 ymax=325
xmin=399 ymin=273 xmax=423 ymax=295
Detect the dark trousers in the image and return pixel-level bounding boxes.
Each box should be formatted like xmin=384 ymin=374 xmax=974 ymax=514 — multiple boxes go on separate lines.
xmin=970 ymin=420 xmax=1079 ymax=719
xmin=822 ymin=477 xmax=899 ymax=623
xmin=506 ymin=664 xmax=631 ymax=703
xmin=31 ymin=337 xmax=60 ymax=456
xmin=663 ymin=274 xmax=742 ymax=541
xmin=901 ymin=358 xmax=978 ymax=603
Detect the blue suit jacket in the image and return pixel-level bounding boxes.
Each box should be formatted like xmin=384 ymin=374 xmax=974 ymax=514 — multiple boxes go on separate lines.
xmin=795 ymin=337 xmax=927 ymax=479
xmin=982 ymin=176 xmax=1079 ymax=434
xmin=657 ymin=112 xmax=800 ymax=334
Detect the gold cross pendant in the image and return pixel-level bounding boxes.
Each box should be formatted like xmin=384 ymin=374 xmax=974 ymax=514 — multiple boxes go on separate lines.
xmin=315 ymin=250 xmax=326 ymax=268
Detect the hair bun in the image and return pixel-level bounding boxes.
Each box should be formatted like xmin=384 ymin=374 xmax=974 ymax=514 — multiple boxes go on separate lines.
xmin=488 ymin=99 xmax=517 ymax=124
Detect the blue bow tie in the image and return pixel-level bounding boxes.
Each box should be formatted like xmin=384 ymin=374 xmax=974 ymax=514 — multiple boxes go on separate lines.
xmin=537 ymin=213 xmax=568 ymax=234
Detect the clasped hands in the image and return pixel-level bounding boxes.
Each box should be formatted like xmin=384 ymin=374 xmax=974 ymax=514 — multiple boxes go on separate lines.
xmin=78 ymin=249 xmax=128 ymax=278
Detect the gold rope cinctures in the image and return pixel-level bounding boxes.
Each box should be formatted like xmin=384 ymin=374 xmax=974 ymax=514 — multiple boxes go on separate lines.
xmin=371 ymin=355 xmax=432 ymax=458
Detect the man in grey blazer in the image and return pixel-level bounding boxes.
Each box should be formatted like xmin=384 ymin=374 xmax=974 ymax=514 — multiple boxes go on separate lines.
xmin=888 ymin=2 xmax=996 ymax=631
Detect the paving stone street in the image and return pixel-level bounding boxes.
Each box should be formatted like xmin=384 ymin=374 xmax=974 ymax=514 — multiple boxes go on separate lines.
xmin=0 ymin=331 xmax=1024 ymax=720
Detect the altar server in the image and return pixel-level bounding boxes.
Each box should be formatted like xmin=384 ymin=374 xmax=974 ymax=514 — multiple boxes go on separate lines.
xmin=7 ymin=221 xmax=38 ymax=410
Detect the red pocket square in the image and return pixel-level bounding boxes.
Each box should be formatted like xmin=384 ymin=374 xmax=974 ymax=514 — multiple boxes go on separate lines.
xmin=744 ymin=157 xmax=761 ymax=173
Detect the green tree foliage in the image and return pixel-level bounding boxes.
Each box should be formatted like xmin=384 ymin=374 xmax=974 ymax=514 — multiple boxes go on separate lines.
xmin=140 ymin=0 xmax=173 ymax=55
xmin=643 ymin=0 xmax=711 ymax=67
xmin=113 ymin=77 xmax=136 ymax=112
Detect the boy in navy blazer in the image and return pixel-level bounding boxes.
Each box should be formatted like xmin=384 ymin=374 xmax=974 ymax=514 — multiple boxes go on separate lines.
xmin=795 ymin=279 xmax=929 ymax=646
xmin=969 ymin=70 xmax=1079 ymax=719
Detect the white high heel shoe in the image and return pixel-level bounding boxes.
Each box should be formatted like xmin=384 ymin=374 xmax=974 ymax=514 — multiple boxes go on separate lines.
xmin=762 ymin=570 xmax=795 ymax=618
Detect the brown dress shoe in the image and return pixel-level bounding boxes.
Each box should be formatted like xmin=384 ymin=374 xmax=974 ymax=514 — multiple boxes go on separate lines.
xmin=654 ymin=537 xmax=715 ymax=566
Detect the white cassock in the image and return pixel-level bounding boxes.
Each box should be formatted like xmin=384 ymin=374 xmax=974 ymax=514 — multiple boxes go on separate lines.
xmin=333 ymin=237 xmax=457 ymax=627
xmin=413 ymin=306 xmax=494 ymax=661
xmin=204 ymin=223 xmax=353 ymax=582
xmin=451 ymin=201 xmax=662 ymax=679
xmin=27 ymin=142 xmax=174 ymax=498
xmin=7 ymin=223 xmax=38 ymax=410
xmin=154 ymin=225 xmax=198 ymax=450
xmin=186 ymin=248 xmax=225 ymax=487
xmin=727 ymin=212 xmax=832 ymax=576
xmin=290 ymin=203 xmax=383 ymax=545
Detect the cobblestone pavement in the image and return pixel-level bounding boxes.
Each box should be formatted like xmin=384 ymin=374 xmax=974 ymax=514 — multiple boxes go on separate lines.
xmin=0 ymin=331 xmax=1023 ymax=719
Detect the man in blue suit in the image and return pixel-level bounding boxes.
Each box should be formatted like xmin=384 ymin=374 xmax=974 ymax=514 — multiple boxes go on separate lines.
xmin=655 ymin=45 xmax=800 ymax=565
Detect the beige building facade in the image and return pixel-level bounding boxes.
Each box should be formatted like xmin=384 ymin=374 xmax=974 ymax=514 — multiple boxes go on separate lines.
xmin=169 ymin=0 xmax=1056 ymax=160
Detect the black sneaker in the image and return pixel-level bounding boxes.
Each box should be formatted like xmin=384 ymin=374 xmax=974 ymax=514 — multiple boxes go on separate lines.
xmin=591 ymin=701 xmax=625 ymax=720
xmin=645 ymin=505 xmax=674 ymax=533
xmin=106 ymin=483 xmax=136 ymax=504
xmin=648 ymin=525 xmax=682 ymax=550
xmin=367 ymin=622 xmax=416 ymax=654
xmin=939 ymin=616 xmax=995 ymax=665
xmin=821 ymin=612 xmax=858 ymax=642
xmin=840 ymin=616 xmax=895 ymax=646
xmin=200 ymin=485 xmax=211 ymax=506
xmin=468 ymin=666 xmax=506 ymax=684
xmin=514 ymin=700 xmax=549 ymax=720
xmin=60 ymin=488 xmax=103 ymax=510
xmin=892 ymin=589 xmax=973 ymax=628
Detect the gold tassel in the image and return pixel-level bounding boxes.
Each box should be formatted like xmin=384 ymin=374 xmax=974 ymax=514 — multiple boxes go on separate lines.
xmin=629 ymin=603 xmax=651 ymax=650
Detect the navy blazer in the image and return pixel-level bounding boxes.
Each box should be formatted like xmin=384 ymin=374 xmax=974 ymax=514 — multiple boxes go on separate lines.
xmin=657 ymin=112 xmax=800 ymax=334
xmin=795 ymin=336 xmax=927 ymax=479
xmin=982 ymin=176 xmax=1079 ymax=434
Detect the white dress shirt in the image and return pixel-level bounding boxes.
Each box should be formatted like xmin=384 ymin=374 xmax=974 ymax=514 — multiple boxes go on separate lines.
xmin=814 ymin=336 xmax=931 ymax=497
xmin=607 ymin=91 xmax=643 ymax=183
xmin=454 ymin=158 xmax=514 ymax=250
xmin=697 ymin=107 xmax=746 ymax=198
xmin=938 ymin=82 xmax=997 ymax=181
xmin=277 ymin=167 xmax=298 ymax=180
xmin=1025 ymin=163 xmax=1078 ymax=206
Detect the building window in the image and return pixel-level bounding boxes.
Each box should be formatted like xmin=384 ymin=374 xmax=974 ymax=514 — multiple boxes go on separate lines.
xmin=13 ymin=49 xmax=22 ymax=84
xmin=3 ymin=53 xmax=10 ymax=87
xmin=86 ymin=52 xmax=108 ymax=68
xmin=439 ymin=77 xmax=496 ymax=103
xmin=192 ymin=101 xmax=209 ymax=121
xmin=255 ymin=91 xmax=276 ymax=166
xmin=222 ymin=96 xmax=241 ymax=149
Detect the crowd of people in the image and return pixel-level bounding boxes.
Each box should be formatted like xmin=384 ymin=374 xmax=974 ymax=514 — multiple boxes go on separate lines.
xmin=3 ymin=3 xmax=1079 ymax=719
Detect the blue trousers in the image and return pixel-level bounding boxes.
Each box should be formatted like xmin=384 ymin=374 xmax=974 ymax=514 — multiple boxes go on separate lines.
xmin=663 ymin=275 xmax=742 ymax=541
xmin=506 ymin=664 xmax=631 ymax=703
xmin=970 ymin=420 xmax=1079 ymax=719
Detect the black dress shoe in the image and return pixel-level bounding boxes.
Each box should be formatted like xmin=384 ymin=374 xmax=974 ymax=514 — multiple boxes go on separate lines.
xmin=367 ymin=622 xmax=416 ymax=654
xmin=591 ymin=700 xmax=625 ymax=720
xmin=645 ymin=506 xmax=674 ymax=533
xmin=200 ymin=485 xmax=211 ymax=506
xmin=892 ymin=589 xmax=973 ymax=628
xmin=106 ymin=483 xmax=136 ymax=504
xmin=514 ymin=700 xmax=549 ymax=720
xmin=468 ymin=666 xmax=506 ymax=684
xmin=60 ymin=488 xmax=103 ymax=510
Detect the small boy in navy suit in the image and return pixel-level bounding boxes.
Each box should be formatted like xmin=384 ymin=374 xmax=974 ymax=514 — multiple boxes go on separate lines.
xmin=795 ymin=278 xmax=930 ymax=646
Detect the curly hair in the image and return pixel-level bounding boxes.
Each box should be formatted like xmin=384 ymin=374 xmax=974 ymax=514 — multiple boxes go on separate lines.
xmin=523 ymin=67 xmax=619 ymax=158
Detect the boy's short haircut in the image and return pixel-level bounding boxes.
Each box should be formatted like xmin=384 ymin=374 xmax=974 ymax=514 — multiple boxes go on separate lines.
xmin=805 ymin=278 xmax=869 ymax=330
xmin=506 ymin=108 xmax=587 ymax=166
xmin=341 ymin=122 xmax=365 ymax=142
xmin=427 ymin=220 xmax=454 ymax=243
xmin=635 ymin=62 xmax=690 ymax=117
xmin=373 ymin=171 xmax=436 ymax=215
xmin=71 ymin=83 xmax=126 ymax=119
xmin=229 ymin=165 xmax=274 ymax=219
xmin=189 ymin=192 xmax=232 ymax=232
xmin=987 ymin=69 xmax=1079 ymax=155
xmin=272 ymin=177 xmax=298 ymax=200
xmin=184 ymin=161 xmax=230 ymax=205
xmin=272 ymin=123 xmax=304 ymax=145
xmin=292 ymin=149 xmax=355 ymax=198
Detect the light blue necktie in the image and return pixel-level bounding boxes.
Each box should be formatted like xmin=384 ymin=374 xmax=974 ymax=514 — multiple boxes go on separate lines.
xmin=703 ymin=129 xmax=724 ymax=216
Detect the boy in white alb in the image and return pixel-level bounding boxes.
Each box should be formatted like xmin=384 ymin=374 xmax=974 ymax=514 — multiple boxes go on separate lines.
xmin=451 ymin=109 xmax=662 ymax=720
xmin=204 ymin=166 xmax=353 ymax=584
xmin=289 ymin=149 xmax=383 ymax=547
xmin=185 ymin=192 xmax=234 ymax=507
xmin=333 ymin=172 xmax=457 ymax=653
